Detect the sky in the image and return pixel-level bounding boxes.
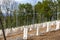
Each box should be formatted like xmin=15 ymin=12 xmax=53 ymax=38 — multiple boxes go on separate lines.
xmin=2 ymin=0 xmax=42 ymax=16
xmin=15 ymin=0 xmax=42 ymax=5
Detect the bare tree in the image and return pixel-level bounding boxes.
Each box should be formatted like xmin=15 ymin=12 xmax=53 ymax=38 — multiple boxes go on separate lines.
xmin=0 ymin=8 xmax=6 ymax=40
xmin=2 ymin=0 xmax=14 ymax=28
xmin=0 ymin=0 xmax=14 ymax=40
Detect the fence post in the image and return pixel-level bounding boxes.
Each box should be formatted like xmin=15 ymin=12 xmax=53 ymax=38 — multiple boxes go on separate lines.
xmin=23 ymin=27 xmax=28 ymax=40
xmin=36 ymin=26 xmax=39 ymax=36
xmin=30 ymin=27 xmax=32 ymax=31
xmin=46 ymin=22 xmax=50 ymax=32
xmin=56 ymin=21 xmax=59 ymax=30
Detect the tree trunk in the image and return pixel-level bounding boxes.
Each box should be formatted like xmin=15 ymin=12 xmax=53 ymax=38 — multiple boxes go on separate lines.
xmin=0 ymin=18 xmax=6 ymax=40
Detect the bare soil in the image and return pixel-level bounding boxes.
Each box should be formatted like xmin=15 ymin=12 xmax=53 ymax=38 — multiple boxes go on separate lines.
xmin=0 ymin=25 xmax=60 ymax=40
xmin=27 ymin=29 xmax=60 ymax=40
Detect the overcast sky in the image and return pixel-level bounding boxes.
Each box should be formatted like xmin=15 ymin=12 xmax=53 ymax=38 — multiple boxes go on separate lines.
xmin=15 ymin=0 xmax=42 ymax=5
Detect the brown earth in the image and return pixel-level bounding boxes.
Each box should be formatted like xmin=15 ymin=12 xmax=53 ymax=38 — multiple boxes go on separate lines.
xmin=27 ymin=29 xmax=60 ymax=40
xmin=0 ymin=25 xmax=60 ymax=40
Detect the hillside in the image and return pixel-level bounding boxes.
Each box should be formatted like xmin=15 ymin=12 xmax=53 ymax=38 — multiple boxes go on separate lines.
xmin=28 ymin=29 xmax=60 ymax=40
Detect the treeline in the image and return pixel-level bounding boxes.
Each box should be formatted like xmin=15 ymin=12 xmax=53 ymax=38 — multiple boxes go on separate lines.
xmin=0 ymin=0 xmax=60 ymax=29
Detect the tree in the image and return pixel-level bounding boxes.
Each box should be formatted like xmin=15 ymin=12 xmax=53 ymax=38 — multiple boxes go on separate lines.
xmin=35 ymin=1 xmax=54 ymax=22
xmin=12 ymin=10 xmax=16 ymax=27
xmin=57 ymin=0 xmax=60 ymax=19
xmin=2 ymin=0 xmax=15 ymax=28
xmin=18 ymin=3 xmax=33 ymax=26
xmin=0 ymin=8 xmax=6 ymax=40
